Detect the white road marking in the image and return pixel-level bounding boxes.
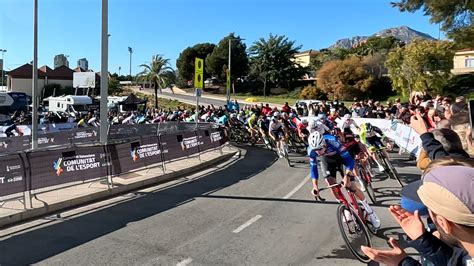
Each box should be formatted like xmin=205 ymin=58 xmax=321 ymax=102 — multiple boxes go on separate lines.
xmin=283 ymin=174 xmax=310 ymax=199
xmin=176 ymin=257 xmax=193 ymax=266
xmin=232 ymin=215 xmax=262 ymax=233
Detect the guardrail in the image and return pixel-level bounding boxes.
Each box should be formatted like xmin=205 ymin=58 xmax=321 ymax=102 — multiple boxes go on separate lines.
xmin=0 ymin=123 xmax=228 ymax=205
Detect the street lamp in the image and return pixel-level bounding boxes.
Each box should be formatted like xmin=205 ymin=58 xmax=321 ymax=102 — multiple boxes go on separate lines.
xmin=128 ymin=47 xmax=133 ymax=77
xmin=0 ymin=49 xmax=6 ymax=88
xmin=227 ymin=37 xmax=245 ymax=103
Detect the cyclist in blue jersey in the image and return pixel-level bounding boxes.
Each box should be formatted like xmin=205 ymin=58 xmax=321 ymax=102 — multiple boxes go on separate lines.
xmin=308 ymin=130 xmax=381 ymax=228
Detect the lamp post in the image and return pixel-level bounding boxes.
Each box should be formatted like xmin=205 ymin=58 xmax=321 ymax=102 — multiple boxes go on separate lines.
xmin=32 ymin=0 xmax=38 ymax=150
xmin=227 ymin=37 xmax=245 ymax=104
xmin=99 ymin=0 xmax=108 ymax=145
xmin=0 ymin=49 xmax=6 ymax=88
xmin=128 ymin=47 xmax=133 ymax=77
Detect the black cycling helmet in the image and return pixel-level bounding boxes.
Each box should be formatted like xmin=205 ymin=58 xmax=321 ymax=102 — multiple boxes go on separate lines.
xmin=366 ymin=123 xmax=373 ymax=131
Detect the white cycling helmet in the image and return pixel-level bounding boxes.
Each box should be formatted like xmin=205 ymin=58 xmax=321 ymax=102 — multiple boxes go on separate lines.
xmin=343 ymin=114 xmax=351 ymax=119
xmin=301 ymin=119 xmax=308 ymax=125
xmin=307 ymin=119 xmax=328 ymax=134
xmin=273 ymin=111 xmax=281 ymax=118
xmin=308 ymin=131 xmax=325 ymax=150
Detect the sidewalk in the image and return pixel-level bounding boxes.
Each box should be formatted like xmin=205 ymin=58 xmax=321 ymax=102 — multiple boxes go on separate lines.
xmin=0 ymin=145 xmax=239 ymax=228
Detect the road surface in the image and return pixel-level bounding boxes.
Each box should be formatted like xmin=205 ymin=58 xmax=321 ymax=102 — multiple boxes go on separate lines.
xmin=0 ymin=146 xmax=421 ymax=265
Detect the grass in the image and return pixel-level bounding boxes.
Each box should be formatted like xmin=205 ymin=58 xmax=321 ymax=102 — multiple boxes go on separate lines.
xmin=232 ymin=94 xmax=298 ymax=105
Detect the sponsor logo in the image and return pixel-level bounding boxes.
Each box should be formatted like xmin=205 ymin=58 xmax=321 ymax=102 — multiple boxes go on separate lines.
xmin=53 ymin=158 xmax=64 ymax=176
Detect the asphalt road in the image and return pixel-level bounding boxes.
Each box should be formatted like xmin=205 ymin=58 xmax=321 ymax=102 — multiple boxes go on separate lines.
xmin=0 ymin=146 xmax=421 ymax=265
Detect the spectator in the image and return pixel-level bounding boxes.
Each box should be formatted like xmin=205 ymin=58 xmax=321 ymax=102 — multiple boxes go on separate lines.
xmin=451 ymin=96 xmax=467 ymax=114
xmin=362 ymin=160 xmax=474 ymax=265
xmin=281 ymin=102 xmax=291 ymax=113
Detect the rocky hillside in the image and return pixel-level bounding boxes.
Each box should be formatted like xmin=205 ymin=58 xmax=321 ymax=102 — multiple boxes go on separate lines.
xmin=331 ymin=26 xmax=436 ymax=49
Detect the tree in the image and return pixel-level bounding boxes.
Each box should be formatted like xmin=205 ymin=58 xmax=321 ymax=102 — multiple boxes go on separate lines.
xmin=385 ymin=40 xmax=454 ymax=96
xmin=108 ymin=76 xmax=122 ymax=96
xmin=206 ymin=33 xmax=248 ymax=80
xmin=176 ymin=43 xmax=215 ymax=85
xmin=249 ymin=34 xmax=308 ymax=96
xmin=352 ymin=36 xmax=404 ymax=57
xmin=299 ymin=84 xmax=327 ymax=100
xmin=137 ymin=55 xmax=174 ymax=108
xmin=317 ymin=57 xmax=377 ymax=100
xmin=392 ymin=0 xmax=474 ymax=48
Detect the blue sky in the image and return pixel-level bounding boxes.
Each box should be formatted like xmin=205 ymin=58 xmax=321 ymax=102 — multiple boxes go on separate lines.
xmin=0 ymin=0 xmax=443 ymax=75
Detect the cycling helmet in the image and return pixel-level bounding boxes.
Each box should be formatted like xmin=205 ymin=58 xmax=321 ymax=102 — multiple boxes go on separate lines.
xmin=307 ymin=119 xmax=327 ymax=134
xmin=308 ymin=131 xmax=325 ymax=150
xmin=343 ymin=114 xmax=351 ymax=119
xmin=273 ymin=111 xmax=281 ymax=119
xmin=366 ymin=123 xmax=373 ymax=131
xmin=301 ymin=119 xmax=309 ymax=126
xmin=230 ymin=113 xmax=237 ymax=118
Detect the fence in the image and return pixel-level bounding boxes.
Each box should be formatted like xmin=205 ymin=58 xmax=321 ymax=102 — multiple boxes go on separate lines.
xmin=0 ymin=123 xmax=228 ymax=204
xmin=0 ymin=122 xmax=216 ymax=153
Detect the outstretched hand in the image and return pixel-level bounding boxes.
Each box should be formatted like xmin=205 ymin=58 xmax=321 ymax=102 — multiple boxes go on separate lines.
xmin=361 ymin=237 xmax=407 ymax=266
xmin=389 ymin=205 xmax=425 ymax=240
xmin=410 ymin=114 xmax=428 ymax=135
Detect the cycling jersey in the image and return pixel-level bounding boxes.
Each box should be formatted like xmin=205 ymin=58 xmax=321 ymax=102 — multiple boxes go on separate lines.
xmin=257 ymin=118 xmax=269 ymax=131
xmin=360 ymin=124 xmax=385 ymax=148
xmin=307 ymin=134 xmax=355 ymax=180
xmin=247 ymin=113 xmax=258 ymax=128
xmin=217 ymin=115 xmax=228 ymax=126
xmin=269 ymin=119 xmax=283 ymax=131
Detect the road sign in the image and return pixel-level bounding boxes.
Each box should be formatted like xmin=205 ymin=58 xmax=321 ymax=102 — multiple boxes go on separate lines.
xmin=226 ymin=69 xmax=231 ymax=90
xmin=195 ymin=88 xmax=202 ymax=97
xmin=194 ymin=57 xmax=204 ymax=89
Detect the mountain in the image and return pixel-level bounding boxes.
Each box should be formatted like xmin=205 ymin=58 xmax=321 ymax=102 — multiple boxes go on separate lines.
xmin=330 ymin=26 xmax=437 ymax=49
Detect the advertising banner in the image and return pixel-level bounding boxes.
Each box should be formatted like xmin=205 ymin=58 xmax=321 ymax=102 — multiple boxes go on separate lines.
xmin=69 ymin=127 xmax=99 ymax=144
xmin=29 ymin=146 xmax=107 ymax=190
xmin=196 ymin=130 xmax=217 ymax=151
xmin=0 ymin=135 xmax=31 ymax=153
xmin=0 ymin=154 xmax=26 ymax=197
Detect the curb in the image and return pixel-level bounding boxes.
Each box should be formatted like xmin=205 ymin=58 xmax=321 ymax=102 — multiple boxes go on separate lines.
xmin=0 ymin=149 xmax=240 ymax=229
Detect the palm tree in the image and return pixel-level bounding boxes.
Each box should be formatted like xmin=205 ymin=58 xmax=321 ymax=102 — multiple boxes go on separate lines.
xmin=138 ymin=54 xmax=174 ymax=108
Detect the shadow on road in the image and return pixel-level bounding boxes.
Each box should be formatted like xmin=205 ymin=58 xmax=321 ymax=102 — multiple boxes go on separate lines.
xmin=0 ymin=146 xmax=277 ymax=265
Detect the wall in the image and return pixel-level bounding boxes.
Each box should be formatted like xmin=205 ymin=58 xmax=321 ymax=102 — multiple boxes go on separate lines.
xmin=9 ymin=78 xmax=45 ymax=95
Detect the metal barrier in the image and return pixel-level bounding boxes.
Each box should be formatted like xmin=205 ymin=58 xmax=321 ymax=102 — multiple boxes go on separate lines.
xmin=0 ymin=125 xmax=228 ymax=204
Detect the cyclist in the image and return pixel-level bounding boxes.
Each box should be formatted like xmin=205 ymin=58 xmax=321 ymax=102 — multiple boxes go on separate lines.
xmin=359 ymin=122 xmax=389 ymax=172
xmin=307 ymin=131 xmax=381 ymax=228
xmin=269 ymin=112 xmax=288 ymax=158
xmin=339 ymin=114 xmax=360 ymax=142
xmin=246 ymin=111 xmax=260 ymax=142
xmin=257 ymin=114 xmax=271 ymax=146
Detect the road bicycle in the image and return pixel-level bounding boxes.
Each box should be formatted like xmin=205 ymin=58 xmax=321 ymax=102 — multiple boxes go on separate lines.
xmin=355 ymin=159 xmax=376 ymax=204
xmin=326 ymin=182 xmax=377 ymax=263
xmin=370 ymin=146 xmax=403 ymax=187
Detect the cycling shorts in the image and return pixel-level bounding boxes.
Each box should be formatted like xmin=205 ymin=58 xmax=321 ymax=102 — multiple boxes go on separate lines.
xmin=270 ymin=128 xmax=285 ymax=139
xmin=319 ymin=154 xmax=355 ymax=180
xmin=366 ymin=136 xmax=383 ymax=149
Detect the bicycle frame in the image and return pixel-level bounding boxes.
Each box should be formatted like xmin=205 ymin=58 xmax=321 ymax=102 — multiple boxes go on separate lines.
xmin=329 ymin=183 xmax=367 ymax=222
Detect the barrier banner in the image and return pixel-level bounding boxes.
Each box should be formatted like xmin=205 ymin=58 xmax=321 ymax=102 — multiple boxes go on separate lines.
xmin=29 ymin=146 xmax=107 ymax=190
xmin=0 ymin=135 xmax=31 ymax=153
xmin=108 ymin=124 xmax=142 ymax=140
xmin=160 ymin=132 xmax=200 ymax=161
xmin=69 ymin=128 xmax=99 ymax=144
xmin=37 ymin=132 xmax=70 ymax=148
xmin=196 ymin=129 xmax=217 ymax=151
xmin=158 ymin=122 xmax=179 ymax=134
xmin=0 ymin=154 xmax=26 ymax=197
xmin=108 ymin=136 xmax=162 ymax=175
xmin=335 ymin=118 xmax=422 ymax=157
xmin=216 ymin=127 xmax=228 ymax=146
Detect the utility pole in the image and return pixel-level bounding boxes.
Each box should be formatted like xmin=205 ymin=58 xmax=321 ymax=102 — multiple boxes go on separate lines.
xmin=128 ymin=47 xmax=133 ymax=77
xmin=227 ymin=39 xmax=231 ymax=104
xmin=100 ymin=0 xmax=108 ymax=144
xmin=118 ymin=66 xmax=121 ymax=76
xmin=31 ymin=0 xmax=38 ymax=150
xmin=0 ymin=49 xmax=6 ymax=88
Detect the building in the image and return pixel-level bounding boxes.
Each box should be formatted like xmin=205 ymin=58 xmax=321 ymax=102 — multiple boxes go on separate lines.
xmin=451 ymin=49 xmax=474 ymax=75
xmin=77 ymin=58 xmax=88 ymax=71
xmin=293 ymin=49 xmax=318 ymax=68
xmin=6 ymin=63 xmax=74 ymax=96
xmin=54 ymin=54 xmax=69 ymax=68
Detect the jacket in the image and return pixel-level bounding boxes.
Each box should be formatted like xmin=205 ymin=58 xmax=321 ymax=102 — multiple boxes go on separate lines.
xmin=399 ymin=232 xmax=471 ymax=266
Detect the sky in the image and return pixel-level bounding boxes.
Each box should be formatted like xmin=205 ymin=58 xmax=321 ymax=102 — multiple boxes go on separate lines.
xmin=0 ymin=0 xmax=443 ymax=75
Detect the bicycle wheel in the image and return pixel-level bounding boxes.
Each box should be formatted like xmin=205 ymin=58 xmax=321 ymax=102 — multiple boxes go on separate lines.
xmin=383 ymin=156 xmax=404 ymax=187
xmin=336 ymin=204 xmax=372 ymax=263
xmin=283 ymin=143 xmax=292 ymax=167
xmin=358 ymin=167 xmax=376 ymax=205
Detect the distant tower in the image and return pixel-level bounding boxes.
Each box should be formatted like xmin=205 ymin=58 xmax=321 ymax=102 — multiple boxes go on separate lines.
xmin=77 ymin=58 xmax=89 ymax=71
xmin=54 ymin=54 xmax=69 ymax=68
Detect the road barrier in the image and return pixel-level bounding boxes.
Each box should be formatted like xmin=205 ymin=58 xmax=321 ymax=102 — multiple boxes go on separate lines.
xmin=0 ymin=123 xmax=228 ymax=204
